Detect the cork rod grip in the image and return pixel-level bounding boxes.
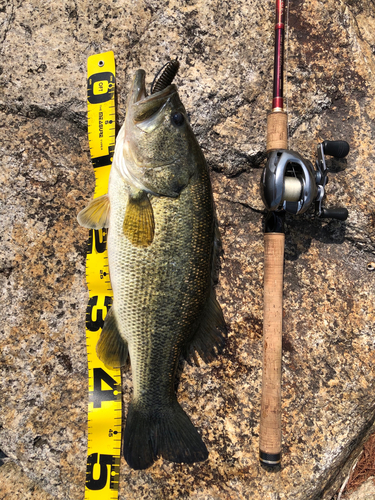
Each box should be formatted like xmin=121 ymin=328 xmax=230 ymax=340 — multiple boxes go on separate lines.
xmin=259 ymin=233 xmax=285 ymax=466
xmin=266 ymin=111 xmax=288 ymax=151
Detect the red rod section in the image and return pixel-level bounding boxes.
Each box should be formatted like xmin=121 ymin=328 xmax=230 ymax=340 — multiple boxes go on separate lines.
xmin=272 ymin=0 xmax=286 ymax=111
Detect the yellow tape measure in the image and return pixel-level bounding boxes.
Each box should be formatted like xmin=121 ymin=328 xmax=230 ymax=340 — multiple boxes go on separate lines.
xmin=85 ymin=51 xmax=121 ymax=500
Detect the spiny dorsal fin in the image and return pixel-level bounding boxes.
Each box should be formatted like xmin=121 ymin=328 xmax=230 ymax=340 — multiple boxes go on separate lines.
xmin=123 ymin=190 xmax=155 ymax=247
xmin=96 ymin=307 xmax=129 ymax=369
xmin=77 ymin=194 xmax=110 ymax=229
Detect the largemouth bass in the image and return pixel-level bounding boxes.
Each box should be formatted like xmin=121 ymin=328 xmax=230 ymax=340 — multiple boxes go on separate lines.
xmin=78 ymin=64 xmax=226 ymax=470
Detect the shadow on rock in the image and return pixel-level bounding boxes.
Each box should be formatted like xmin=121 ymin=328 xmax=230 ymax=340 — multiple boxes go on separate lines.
xmin=284 ymin=215 xmax=347 ymax=262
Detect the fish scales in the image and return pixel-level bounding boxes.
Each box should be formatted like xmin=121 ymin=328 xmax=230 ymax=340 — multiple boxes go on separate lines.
xmin=109 ymin=164 xmax=213 ymax=400
xmin=78 ymin=66 xmax=226 ymax=470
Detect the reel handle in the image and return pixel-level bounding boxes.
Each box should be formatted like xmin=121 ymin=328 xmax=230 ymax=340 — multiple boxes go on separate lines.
xmin=320 ymin=207 xmax=349 ymax=220
xmin=322 ymin=140 xmax=350 ymax=158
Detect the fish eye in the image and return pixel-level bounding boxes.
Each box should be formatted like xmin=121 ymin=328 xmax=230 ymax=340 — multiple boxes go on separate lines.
xmin=171 ymin=112 xmax=185 ymax=126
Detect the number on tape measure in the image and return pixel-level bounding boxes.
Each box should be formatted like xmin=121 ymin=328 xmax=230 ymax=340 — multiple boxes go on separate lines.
xmin=86 ymin=296 xmax=113 ymax=332
xmin=92 ymin=146 xmax=115 ymax=169
xmin=87 ymin=229 xmax=107 ymax=255
xmin=89 ymin=368 xmax=121 ymax=408
xmin=86 ymin=452 xmax=119 ymax=491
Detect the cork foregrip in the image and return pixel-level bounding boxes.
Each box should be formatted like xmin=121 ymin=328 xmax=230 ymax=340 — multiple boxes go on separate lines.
xmin=266 ymin=111 xmax=288 ymax=151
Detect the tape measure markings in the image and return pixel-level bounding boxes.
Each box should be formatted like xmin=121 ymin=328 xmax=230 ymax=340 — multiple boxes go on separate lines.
xmin=84 ymin=51 xmax=121 ymax=500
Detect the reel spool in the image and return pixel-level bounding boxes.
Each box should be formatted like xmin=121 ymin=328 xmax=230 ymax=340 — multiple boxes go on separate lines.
xmin=261 ymin=140 xmax=349 ymax=221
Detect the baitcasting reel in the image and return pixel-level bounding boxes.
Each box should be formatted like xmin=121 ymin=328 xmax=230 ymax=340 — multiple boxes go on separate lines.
xmin=261 ymin=140 xmax=349 ymax=221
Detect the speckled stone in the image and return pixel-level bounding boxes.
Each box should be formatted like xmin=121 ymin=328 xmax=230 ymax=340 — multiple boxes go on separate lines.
xmin=0 ymin=0 xmax=374 ymax=499
xmin=0 ymin=461 xmax=54 ymax=500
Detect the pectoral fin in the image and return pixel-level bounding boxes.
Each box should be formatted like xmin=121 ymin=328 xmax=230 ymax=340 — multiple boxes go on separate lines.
xmin=77 ymin=194 xmax=110 ymax=229
xmin=96 ymin=307 xmax=129 ymax=369
xmin=123 ymin=190 xmax=155 ymax=247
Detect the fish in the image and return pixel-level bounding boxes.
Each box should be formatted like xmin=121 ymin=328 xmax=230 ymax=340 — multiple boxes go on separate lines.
xmin=78 ymin=62 xmax=226 ymax=470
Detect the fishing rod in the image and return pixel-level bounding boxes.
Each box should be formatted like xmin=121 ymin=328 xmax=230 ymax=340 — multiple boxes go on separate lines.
xmin=258 ymin=0 xmax=349 ymax=467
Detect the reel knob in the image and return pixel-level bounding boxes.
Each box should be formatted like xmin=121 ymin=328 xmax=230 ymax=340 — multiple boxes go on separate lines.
xmin=320 ymin=208 xmax=349 ymax=220
xmin=322 ymin=140 xmax=350 ymax=158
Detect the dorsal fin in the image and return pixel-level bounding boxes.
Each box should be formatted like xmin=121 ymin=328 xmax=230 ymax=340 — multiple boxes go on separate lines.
xmin=183 ymin=289 xmax=227 ymax=366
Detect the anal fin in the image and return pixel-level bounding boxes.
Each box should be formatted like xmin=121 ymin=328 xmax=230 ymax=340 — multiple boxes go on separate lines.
xmin=96 ymin=307 xmax=129 ymax=369
xmin=123 ymin=190 xmax=155 ymax=247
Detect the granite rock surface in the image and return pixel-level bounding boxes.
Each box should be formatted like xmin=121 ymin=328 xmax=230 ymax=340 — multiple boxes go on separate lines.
xmin=0 ymin=0 xmax=374 ymax=499
xmin=0 ymin=461 xmax=54 ymax=500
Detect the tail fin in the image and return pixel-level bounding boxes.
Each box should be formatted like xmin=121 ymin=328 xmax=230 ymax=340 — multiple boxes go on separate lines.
xmin=123 ymin=401 xmax=208 ymax=470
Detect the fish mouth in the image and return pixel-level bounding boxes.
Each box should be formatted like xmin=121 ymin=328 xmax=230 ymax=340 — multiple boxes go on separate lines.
xmin=133 ymin=59 xmax=180 ymax=104
xmin=131 ymin=70 xmax=177 ymax=124
xmin=132 ymin=70 xmax=177 ymax=103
